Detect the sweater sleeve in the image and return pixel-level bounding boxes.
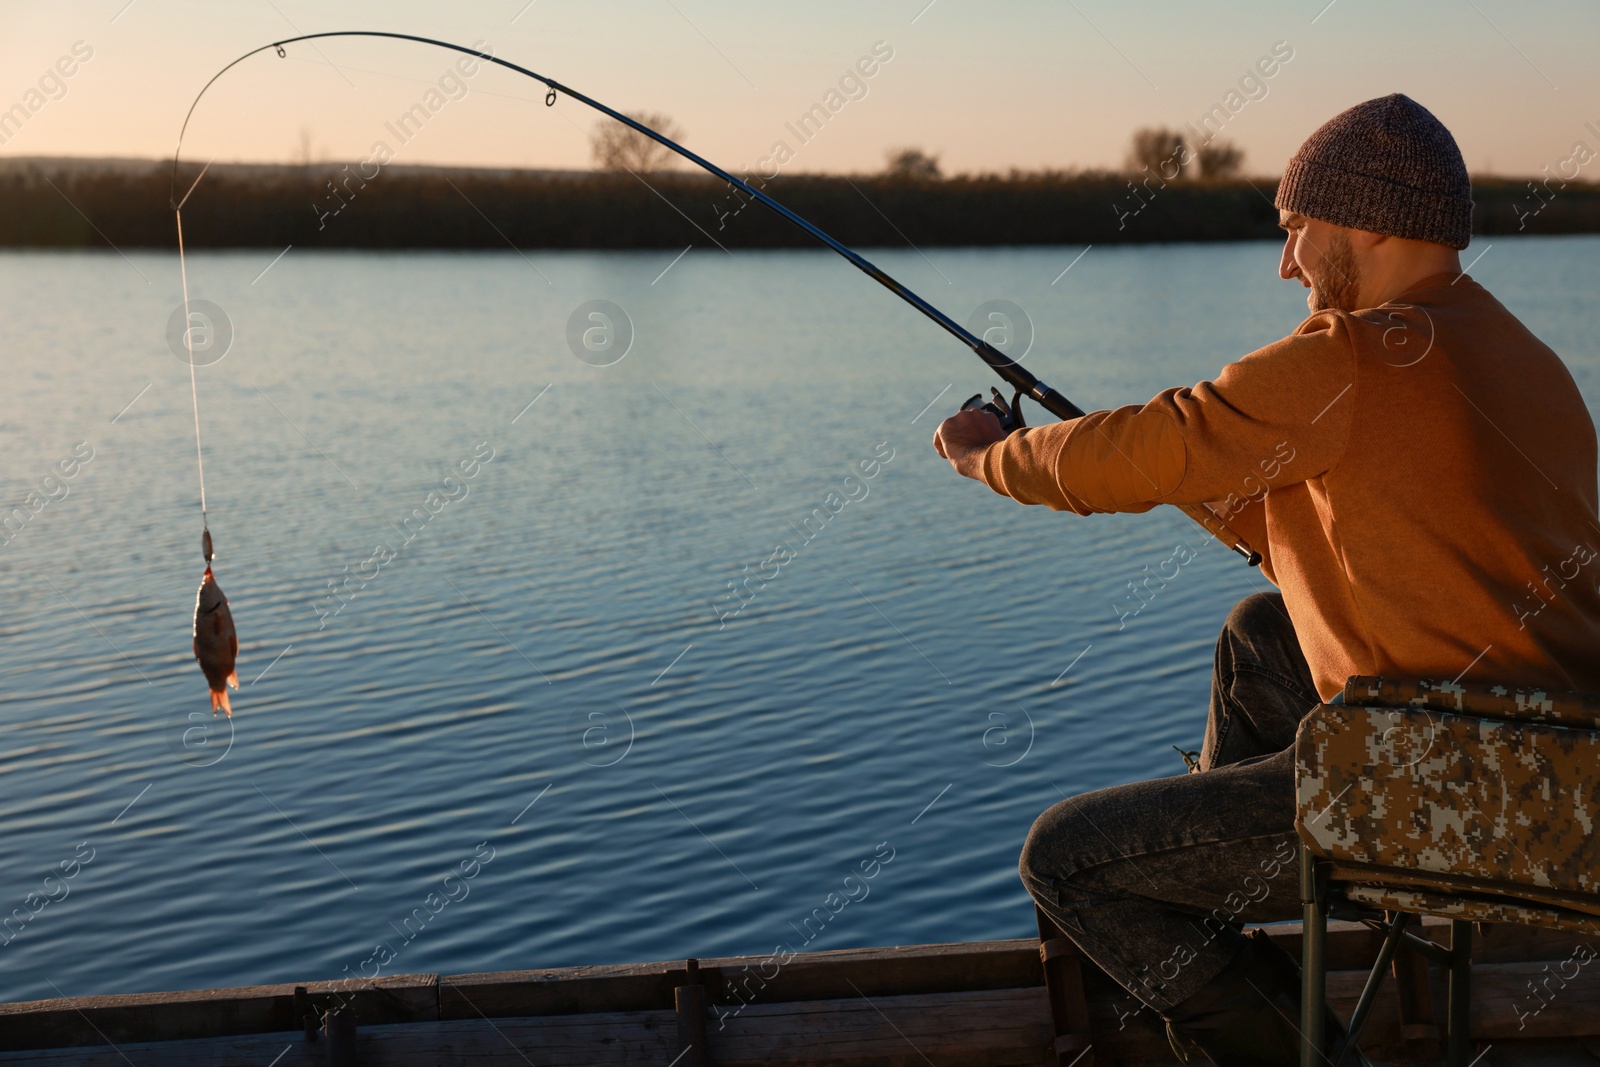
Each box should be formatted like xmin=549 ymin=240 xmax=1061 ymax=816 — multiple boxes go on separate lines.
xmin=978 ymin=312 xmax=1357 ymax=516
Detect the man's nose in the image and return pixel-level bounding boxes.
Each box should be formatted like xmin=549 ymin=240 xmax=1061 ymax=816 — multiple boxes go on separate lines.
xmin=1278 ymin=233 xmax=1298 ymax=280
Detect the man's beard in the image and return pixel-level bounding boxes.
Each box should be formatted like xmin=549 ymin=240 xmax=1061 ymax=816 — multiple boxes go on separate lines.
xmin=1308 ymin=231 xmax=1362 ymax=312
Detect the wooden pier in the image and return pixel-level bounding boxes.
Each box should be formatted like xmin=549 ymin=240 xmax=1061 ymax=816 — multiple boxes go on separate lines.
xmin=1 ymin=919 xmax=1596 ymax=1065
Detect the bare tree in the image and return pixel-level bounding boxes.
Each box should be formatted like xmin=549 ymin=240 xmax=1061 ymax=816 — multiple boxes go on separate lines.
xmin=1125 ymin=127 xmax=1192 ymax=180
xmin=883 ymin=147 xmax=942 ymax=181
xmin=1196 ymin=139 xmax=1245 ymax=180
xmin=590 ymin=113 xmax=684 ymax=173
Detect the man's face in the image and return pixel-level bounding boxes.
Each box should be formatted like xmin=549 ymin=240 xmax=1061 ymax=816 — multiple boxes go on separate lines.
xmin=1279 ymin=210 xmax=1361 ymax=313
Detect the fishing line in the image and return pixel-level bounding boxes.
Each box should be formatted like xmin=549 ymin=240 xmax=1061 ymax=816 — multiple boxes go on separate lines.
xmin=174 ymin=205 xmax=213 ymax=563
xmin=171 ymin=31 xmax=1260 ymax=566
xmin=176 ymin=159 xmax=233 ymax=712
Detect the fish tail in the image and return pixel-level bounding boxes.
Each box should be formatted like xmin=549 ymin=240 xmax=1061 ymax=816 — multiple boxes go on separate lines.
xmin=211 ymin=687 xmax=233 ymax=718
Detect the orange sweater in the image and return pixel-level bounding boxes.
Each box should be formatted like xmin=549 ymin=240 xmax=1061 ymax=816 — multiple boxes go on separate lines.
xmin=979 ymin=274 xmax=1600 ymax=700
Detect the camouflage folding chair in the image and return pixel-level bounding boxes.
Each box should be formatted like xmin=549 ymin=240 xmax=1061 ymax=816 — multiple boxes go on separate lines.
xmin=1294 ymin=675 xmax=1600 ymax=1067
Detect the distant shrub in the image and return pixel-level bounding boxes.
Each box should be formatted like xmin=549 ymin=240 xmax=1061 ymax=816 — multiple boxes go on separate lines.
xmin=2 ymin=162 xmax=1595 ymax=249
xmin=883 ymin=147 xmax=941 ymax=182
xmin=590 ymin=112 xmax=684 ymax=173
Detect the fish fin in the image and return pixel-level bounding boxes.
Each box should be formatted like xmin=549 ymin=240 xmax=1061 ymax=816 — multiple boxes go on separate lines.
xmin=212 ymin=687 xmax=233 ymax=717
xmin=226 ymin=669 xmax=239 ymax=690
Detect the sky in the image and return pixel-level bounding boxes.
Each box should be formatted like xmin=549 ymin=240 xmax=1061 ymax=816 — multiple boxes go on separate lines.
xmin=1 ymin=0 xmax=1597 ymax=177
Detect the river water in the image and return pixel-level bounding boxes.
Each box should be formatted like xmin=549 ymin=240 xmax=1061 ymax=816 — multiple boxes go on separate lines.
xmin=2 ymin=236 xmax=1596 ymax=1001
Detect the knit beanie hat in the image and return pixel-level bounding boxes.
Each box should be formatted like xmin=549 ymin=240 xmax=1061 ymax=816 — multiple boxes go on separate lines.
xmin=1275 ymin=93 xmax=1473 ymax=249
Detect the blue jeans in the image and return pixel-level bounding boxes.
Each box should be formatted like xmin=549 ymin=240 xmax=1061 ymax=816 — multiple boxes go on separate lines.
xmin=1018 ymin=592 xmax=1318 ymax=1013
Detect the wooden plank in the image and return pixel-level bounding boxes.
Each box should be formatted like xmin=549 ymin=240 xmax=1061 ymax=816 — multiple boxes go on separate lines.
xmin=1418 ymin=918 xmax=1581 ymax=965
xmin=1478 ymin=1039 xmax=1600 ymax=1066
xmin=708 ymin=988 xmax=1053 ymax=1067
xmin=360 ymin=1013 xmax=681 ymax=1065
xmin=1269 ymin=920 xmax=1386 ymax=971
xmin=0 ymin=1013 xmax=679 ymax=1067
xmin=0 ymin=974 xmax=437 ymax=1053
xmin=1472 ymin=960 xmax=1600 ymax=1039
xmin=0 ymin=1032 xmax=318 ymax=1067
xmin=441 ymin=966 xmax=676 ymax=1019
xmin=439 ymin=939 xmax=1043 ymax=1020
xmin=706 ymin=938 xmax=1044 ymax=1010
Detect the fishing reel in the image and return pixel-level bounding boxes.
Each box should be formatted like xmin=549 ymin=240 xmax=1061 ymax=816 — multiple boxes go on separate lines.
xmin=960 ymin=387 xmax=1027 ymax=433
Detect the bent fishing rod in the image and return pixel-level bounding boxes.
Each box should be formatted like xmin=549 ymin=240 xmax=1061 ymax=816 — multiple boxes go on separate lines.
xmin=171 ymin=31 xmax=1260 ymax=566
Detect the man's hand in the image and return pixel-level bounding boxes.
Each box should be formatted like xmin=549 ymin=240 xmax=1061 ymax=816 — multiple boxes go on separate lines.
xmin=933 ymin=408 xmax=1006 ymax=480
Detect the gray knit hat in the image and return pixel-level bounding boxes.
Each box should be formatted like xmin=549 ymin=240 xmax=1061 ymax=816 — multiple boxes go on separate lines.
xmin=1276 ymin=93 xmax=1473 ymax=249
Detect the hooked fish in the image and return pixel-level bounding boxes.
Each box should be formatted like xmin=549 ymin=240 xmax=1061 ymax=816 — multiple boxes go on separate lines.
xmin=193 ymin=566 xmax=239 ymax=716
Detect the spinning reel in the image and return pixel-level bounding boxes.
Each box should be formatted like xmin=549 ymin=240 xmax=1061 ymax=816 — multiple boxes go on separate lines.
xmin=959 ymin=387 xmax=1028 ymax=433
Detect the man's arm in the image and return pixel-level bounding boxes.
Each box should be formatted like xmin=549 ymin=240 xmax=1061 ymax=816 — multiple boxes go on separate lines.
xmin=935 ymin=313 xmax=1357 ymax=520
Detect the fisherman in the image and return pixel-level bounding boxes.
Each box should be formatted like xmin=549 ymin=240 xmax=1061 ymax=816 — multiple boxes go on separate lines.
xmin=934 ymin=93 xmax=1600 ymax=1066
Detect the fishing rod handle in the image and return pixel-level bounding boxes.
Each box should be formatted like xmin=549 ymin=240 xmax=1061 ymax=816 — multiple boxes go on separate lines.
xmin=1180 ymin=504 xmax=1263 ymax=565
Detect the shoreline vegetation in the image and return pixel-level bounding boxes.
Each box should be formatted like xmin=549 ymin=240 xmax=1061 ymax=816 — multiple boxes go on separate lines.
xmin=4 ymin=156 xmax=1599 ymax=250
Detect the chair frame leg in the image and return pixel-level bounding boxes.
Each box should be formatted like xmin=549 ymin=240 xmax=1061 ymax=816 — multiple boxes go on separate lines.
xmin=1332 ymin=912 xmax=1408 ymax=1067
xmin=1296 ymin=857 xmax=1474 ymax=1067
xmin=1300 ymin=844 xmax=1328 ymax=1067
xmin=1391 ymin=912 xmax=1441 ymax=1055
xmin=1447 ymin=919 xmax=1472 ymax=1067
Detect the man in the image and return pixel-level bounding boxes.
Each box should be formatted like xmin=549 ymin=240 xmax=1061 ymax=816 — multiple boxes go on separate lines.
xmin=934 ymin=94 xmax=1600 ymax=1065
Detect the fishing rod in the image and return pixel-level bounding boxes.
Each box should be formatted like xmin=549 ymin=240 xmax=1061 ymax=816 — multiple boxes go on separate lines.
xmin=171 ymin=31 xmax=1260 ymax=567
